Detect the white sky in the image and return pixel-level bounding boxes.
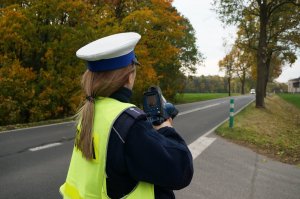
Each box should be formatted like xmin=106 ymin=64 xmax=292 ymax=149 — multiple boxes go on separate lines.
xmin=173 ymin=0 xmax=300 ymax=83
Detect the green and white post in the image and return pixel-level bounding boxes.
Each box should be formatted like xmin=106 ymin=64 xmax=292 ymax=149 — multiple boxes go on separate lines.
xmin=229 ymin=98 xmax=234 ymax=128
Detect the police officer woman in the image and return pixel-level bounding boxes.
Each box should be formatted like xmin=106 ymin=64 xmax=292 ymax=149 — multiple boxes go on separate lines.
xmin=60 ymin=32 xmax=193 ymax=199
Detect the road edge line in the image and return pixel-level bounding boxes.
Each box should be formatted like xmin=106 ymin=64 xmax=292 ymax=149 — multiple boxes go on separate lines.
xmin=188 ymin=98 xmax=255 ymax=160
xmin=0 ymin=121 xmax=75 ymax=134
xmin=202 ymin=98 xmax=255 ymax=137
xmin=1 ymin=97 xmax=254 ymax=135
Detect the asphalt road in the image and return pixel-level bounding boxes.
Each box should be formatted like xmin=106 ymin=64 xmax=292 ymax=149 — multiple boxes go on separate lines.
xmin=0 ymin=95 xmax=263 ymax=198
xmin=176 ymin=134 xmax=300 ymax=199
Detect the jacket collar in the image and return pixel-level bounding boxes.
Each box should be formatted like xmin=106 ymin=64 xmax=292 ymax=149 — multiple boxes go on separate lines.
xmin=110 ymin=87 xmax=132 ymax=103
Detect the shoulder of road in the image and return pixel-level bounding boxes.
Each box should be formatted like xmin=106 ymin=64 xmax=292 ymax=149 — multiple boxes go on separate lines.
xmin=216 ymin=94 xmax=300 ymax=165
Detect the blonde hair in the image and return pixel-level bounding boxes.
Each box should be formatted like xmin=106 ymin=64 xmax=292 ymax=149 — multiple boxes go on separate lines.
xmin=76 ymin=64 xmax=135 ymax=160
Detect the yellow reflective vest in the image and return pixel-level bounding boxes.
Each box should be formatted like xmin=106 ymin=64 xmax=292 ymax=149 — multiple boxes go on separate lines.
xmin=60 ymin=98 xmax=154 ymax=199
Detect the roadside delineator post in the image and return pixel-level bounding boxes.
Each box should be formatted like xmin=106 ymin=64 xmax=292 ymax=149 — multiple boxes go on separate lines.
xmin=229 ymin=99 xmax=234 ymax=128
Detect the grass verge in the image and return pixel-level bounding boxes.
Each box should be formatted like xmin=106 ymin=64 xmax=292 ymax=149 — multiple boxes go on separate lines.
xmin=0 ymin=117 xmax=74 ymax=133
xmin=278 ymin=93 xmax=300 ymax=109
xmin=215 ymin=95 xmax=300 ymax=165
xmin=175 ymin=93 xmax=235 ymax=104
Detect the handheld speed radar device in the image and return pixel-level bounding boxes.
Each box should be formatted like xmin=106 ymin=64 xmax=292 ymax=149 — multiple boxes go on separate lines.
xmin=143 ymin=86 xmax=178 ymax=125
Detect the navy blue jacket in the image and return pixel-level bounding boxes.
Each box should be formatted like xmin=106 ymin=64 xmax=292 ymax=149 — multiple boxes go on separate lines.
xmin=106 ymin=87 xmax=193 ymax=199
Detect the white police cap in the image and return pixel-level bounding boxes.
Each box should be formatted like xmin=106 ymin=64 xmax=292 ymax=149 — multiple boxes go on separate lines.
xmin=76 ymin=32 xmax=141 ymax=72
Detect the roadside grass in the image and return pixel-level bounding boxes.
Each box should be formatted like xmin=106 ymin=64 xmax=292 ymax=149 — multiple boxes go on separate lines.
xmin=175 ymin=93 xmax=236 ymax=104
xmin=216 ymin=95 xmax=300 ymax=165
xmin=0 ymin=117 xmax=74 ymax=133
xmin=278 ymin=93 xmax=300 ymax=109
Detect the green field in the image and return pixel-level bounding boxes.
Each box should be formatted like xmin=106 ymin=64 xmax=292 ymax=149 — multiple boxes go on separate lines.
xmin=278 ymin=93 xmax=300 ymax=109
xmin=175 ymin=93 xmax=231 ymax=104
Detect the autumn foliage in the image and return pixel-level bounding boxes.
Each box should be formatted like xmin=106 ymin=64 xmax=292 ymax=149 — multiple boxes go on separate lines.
xmin=0 ymin=0 xmax=201 ymax=125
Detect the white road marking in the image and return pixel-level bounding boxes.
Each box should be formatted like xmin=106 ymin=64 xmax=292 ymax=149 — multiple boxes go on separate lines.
xmin=22 ymin=98 xmax=255 ymax=156
xmin=29 ymin=143 xmax=62 ymax=152
xmin=188 ymin=136 xmax=216 ymax=160
xmin=187 ymin=98 xmax=255 ymax=160
xmin=178 ymin=103 xmax=220 ymax=116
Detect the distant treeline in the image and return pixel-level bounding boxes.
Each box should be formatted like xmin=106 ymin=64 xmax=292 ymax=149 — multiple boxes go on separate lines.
xmin=183 ymin=75 xmax=253 ymax=93
xmin=183 ymin=75 xmax=287 ymax=94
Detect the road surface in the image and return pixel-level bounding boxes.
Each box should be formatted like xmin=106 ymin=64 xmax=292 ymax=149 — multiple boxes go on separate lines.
xmin=1 ymin=95 xmax=299 ymax=199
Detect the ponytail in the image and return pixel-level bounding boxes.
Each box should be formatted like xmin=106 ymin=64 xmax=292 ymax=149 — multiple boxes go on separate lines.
xmin=75 ymin=100 xmax=95 ymax=160
xmin=76 ymin=65 xmax=135 ymax=160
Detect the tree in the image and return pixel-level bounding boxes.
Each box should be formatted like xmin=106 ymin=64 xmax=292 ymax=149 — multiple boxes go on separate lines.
xmin=0 ymin=60 xmax=36 ymax=125
xmin=235 ymin=5 xmax=297 ymax=96
xmin=219 ymin=53 xmax=234 ymax=96
xmin=267 ymin=81 xmax=288 ymax=93
xmin=0 ymin=0 xmax=99 ymax=124
xmin=213 ymin=0 xmax=300 ymax=108
xmin=229 ymin=45 xmax=253 ymax=94
xmin=0 ymin=0 xmax=201 ymax=125
xmin=119 ymin=0 xmax=202 ymax=99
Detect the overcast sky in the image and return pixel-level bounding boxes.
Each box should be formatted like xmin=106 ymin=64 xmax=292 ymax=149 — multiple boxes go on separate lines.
xmin=173 ymin=0 xmax=300 ymax=83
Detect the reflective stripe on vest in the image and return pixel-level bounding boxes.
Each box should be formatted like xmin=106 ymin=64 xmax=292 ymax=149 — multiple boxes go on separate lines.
xmin=60 ymin=98 xmax=154 ymax=199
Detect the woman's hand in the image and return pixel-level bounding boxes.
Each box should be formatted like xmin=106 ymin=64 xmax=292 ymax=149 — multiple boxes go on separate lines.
xmin=153 ymin=118 xmax=173 ymax=130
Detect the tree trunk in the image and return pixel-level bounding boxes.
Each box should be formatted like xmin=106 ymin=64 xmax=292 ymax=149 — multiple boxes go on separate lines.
xmin=228 ymin=77 xmax=231 ymax=96
xmin=241 ymin=68 xmax=246 ymax=95
xmin=264 ymin=56 xmax=271 ymax=97
xmin=256 ymin=1 xmax=268 ymax=108
xmin=241 ymin=80 xmax=245 ymax=94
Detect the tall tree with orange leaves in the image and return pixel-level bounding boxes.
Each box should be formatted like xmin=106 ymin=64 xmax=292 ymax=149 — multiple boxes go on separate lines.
xmin=93 ymin=0 xmax=202 ymax=99
xmin=0 ymin=0 xmax=200 ymax=125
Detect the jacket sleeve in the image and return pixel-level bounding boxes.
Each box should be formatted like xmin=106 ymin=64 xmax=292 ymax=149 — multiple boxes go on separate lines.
xmin=124 ymin=120 xmax=194 ymax=190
